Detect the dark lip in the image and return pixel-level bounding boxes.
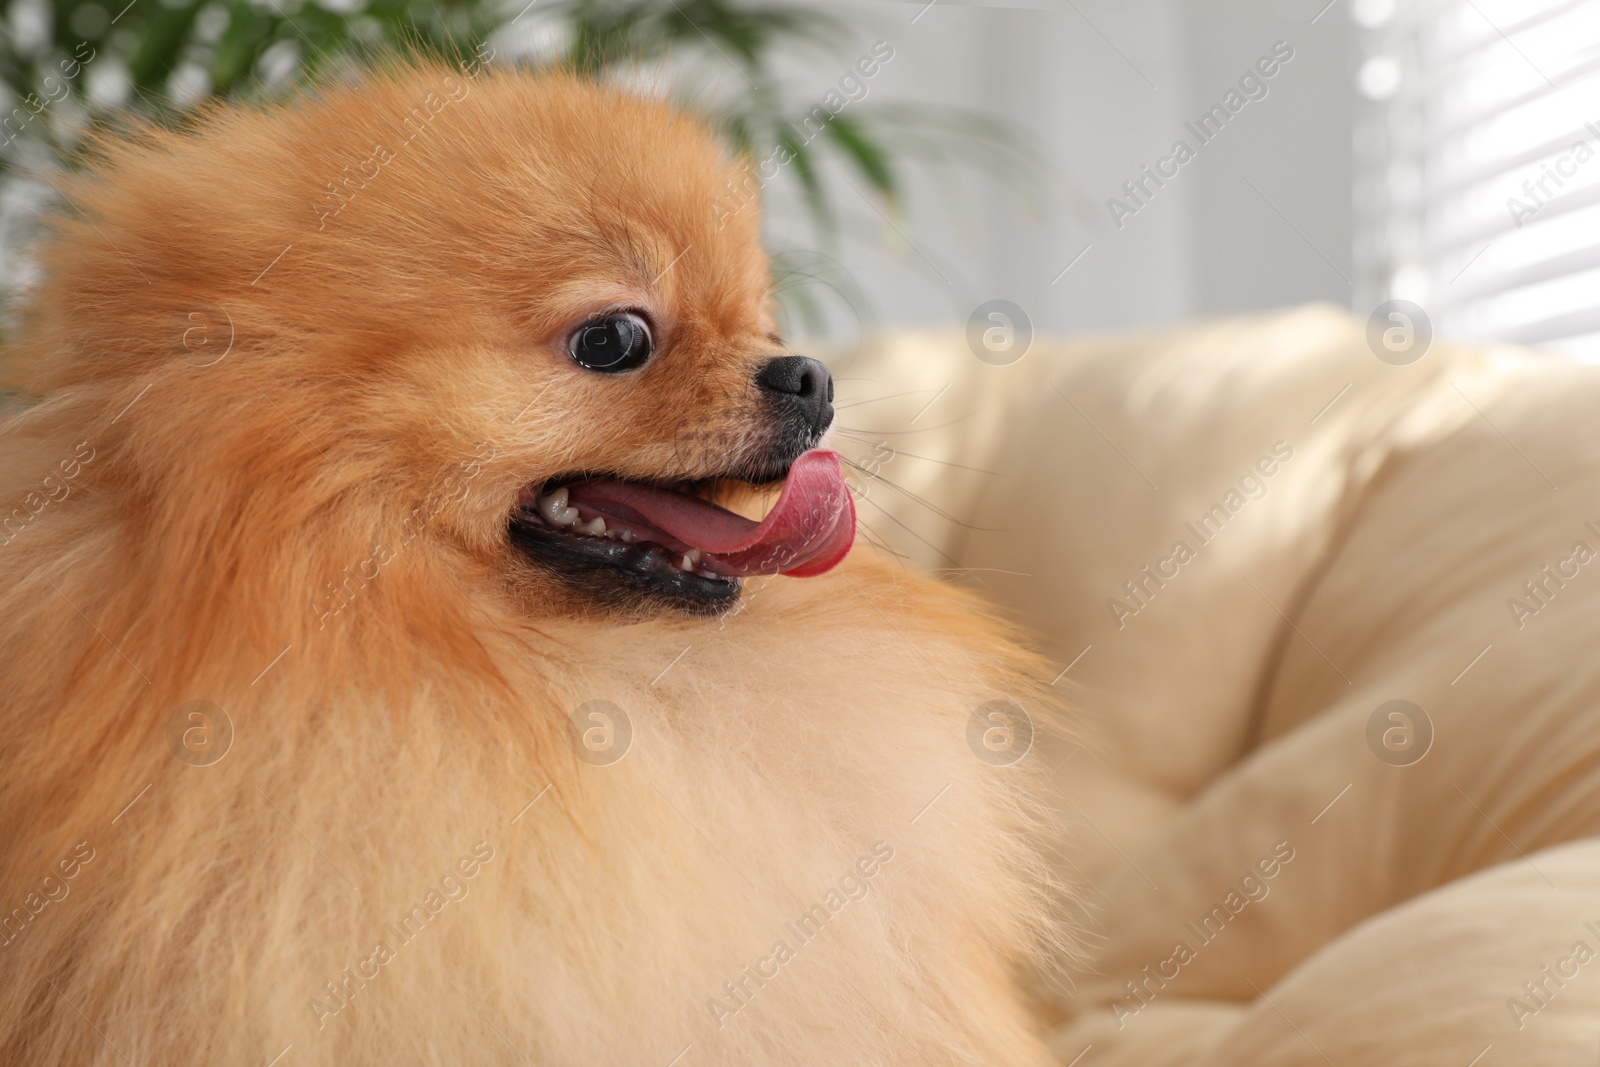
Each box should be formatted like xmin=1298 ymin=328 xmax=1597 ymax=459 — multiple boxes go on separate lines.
xmin=508 ymin=518 xmax=741 ymax=614
xmin=506 ymin=459 xmax=799 ymax=615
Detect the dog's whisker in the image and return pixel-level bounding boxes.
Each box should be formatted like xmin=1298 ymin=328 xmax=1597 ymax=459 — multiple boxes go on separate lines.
xmin=849 ymin=447 xmax=1005 ymax=477
xmin=835 ymin=388 xmax=942 ymax=411
xmin=849 ymin=490 xmax=960 ymax=565
xmin=929 ymin=566 xmax=1032 ymax=577
xmin=834 ymin=412 xmax=979 ymax=436
xmin=842 ymin=458 xmax=1001 ymax=533
xmin=851 ymin=514 xmax=912 ymax=566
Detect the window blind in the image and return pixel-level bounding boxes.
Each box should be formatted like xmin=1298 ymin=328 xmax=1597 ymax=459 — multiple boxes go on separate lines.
xmin=1354 ymin=0 xmax=1600 ymax=359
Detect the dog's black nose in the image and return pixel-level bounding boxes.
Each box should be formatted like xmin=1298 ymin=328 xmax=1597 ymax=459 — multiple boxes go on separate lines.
xmin=756 ymin=355 xmax=834 ymax=432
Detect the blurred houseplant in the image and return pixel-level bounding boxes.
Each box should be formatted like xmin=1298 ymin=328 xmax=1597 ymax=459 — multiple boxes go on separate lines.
xmin=0 ymin=0 xmax=1037 ymax=329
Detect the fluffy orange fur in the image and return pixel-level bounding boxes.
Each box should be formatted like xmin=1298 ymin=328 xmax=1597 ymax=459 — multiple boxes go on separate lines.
xmin=0 ymin=62 xmax=1067 ymax=1064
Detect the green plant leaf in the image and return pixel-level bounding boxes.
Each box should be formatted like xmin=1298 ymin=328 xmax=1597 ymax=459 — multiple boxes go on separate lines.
xmin=824 ymin=111 xmax=894 ymax=198
xmin=0 ymin=0 xmax=1047 ymax=338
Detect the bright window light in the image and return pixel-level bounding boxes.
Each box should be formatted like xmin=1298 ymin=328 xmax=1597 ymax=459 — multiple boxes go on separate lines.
xmin=1355 ymin=0 xmax=1600 ymax=359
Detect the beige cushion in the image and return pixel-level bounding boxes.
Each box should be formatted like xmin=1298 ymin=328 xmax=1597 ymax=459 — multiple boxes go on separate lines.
xmin=831 ymin=305 xmax=1600 ymax=1062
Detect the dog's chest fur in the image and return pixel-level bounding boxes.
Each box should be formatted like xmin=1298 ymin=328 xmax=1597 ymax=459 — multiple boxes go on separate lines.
xmin=0 ymin=556 xmax=1060 ymax=1066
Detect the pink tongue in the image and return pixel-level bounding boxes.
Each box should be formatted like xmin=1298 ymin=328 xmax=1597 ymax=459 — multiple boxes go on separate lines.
xmin=565 ymin=449 xmax=855 ymax=578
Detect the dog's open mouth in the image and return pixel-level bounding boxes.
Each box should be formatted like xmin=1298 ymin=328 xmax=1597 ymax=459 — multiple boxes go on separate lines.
xmin=509 ymin=449 xmax=856 ymax=612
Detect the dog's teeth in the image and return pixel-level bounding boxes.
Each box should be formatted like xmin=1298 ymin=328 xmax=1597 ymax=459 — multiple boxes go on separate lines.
xmin=680 ymin=549 xmax=702 ymax=571
xmin=538 ymin=488 xmax=580 ymax=527
xmin=619 ymin=530 xmax=635 ymax=543
xmin=579 ymin=517 xmax=607 ymax=536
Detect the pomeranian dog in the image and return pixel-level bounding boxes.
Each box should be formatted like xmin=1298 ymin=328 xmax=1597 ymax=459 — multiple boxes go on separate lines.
xmin=0 ymin=60 xmax=1066 ymax=1065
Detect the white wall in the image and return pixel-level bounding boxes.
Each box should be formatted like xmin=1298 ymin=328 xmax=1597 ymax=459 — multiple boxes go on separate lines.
xmin=0 ymin=0 xmax=1356 ymax=345
xmin=763 ymin=0 xmax=1357 ymax=346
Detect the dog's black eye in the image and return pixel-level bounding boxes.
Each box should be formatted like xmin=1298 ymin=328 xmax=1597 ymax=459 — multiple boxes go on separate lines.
xmin=568 ymin=313 xmax=652 ymax=373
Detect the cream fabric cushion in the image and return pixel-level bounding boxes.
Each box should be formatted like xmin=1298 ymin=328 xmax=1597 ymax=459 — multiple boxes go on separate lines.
xmin=830 ymin=305 xmax=1600 ymax=1064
